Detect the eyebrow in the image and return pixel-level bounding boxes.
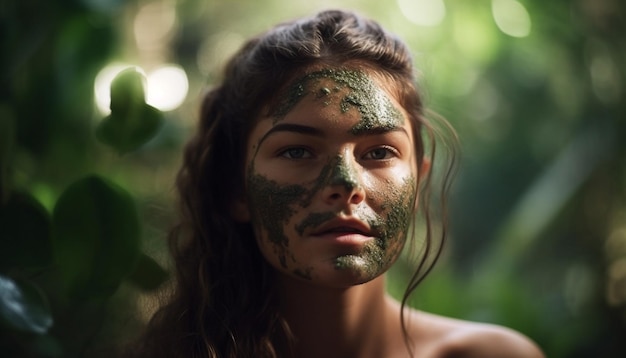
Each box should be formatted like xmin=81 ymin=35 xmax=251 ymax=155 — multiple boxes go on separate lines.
xmin=352 ymin=125 xmax=410 ymax=137
xmin=256 ymin=122 xmax=410 ymax=149
xmin=257 ymin=123 xmax=325 ymax=148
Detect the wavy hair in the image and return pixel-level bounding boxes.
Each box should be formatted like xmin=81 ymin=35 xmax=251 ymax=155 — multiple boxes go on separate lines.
xmin=130 ymin=9 xmax=457 ymax=357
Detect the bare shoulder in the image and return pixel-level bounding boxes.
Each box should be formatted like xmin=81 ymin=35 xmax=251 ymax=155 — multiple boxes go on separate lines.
xmin=407 ymin=309 xmax=545 ymax=358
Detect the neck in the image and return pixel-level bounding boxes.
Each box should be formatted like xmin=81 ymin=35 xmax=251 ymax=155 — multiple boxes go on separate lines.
xmin=277 ymin=274 xmax=401 ymax=358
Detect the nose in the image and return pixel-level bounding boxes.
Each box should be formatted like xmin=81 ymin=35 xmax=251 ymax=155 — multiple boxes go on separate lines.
xmin=322 ymin=155 xmax=365 ymax=206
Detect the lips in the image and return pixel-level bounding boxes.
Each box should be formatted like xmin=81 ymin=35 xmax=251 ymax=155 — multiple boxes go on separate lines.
xmin=310 ymin=218 xmax=372 ymax=237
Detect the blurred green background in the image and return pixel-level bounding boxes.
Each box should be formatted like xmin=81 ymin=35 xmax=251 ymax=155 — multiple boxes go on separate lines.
xmin=1 ymin=0 xmax=625 ymax=357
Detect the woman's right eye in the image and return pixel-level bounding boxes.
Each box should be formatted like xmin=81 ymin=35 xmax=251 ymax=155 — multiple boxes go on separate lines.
xmin=279 ymin=147 xmax=312 ymax=159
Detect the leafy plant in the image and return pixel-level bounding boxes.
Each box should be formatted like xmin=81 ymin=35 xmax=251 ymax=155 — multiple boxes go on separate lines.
xmin=1 ymin=2 xmax=170 ymax=354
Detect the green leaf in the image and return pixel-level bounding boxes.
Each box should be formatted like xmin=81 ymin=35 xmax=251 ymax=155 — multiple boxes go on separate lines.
xmin=52 ymin=175 xmax=141 ymax=301
xmin=0 ymin=191 xmax=53 ymax=271
xmin=126 ymin=253 xmax=169 ymax=291
xmin=95 ymin=68 xmax=164 ymax=154
xmin=0 ymin=275 xmax=53 ymax=334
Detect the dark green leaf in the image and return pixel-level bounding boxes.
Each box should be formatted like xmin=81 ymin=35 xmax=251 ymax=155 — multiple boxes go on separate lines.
xmin=0 ymin=191 xmax=52 ymax=271
xmin=126 ymin=253 xmax=169 ymax=291
xmin=0 ymin=275 xmax=53 ymax=334
xmin=95 ymin=68 xmax=164 ymax=154
xmin=52 ymin=175 xmax=141 ymax=300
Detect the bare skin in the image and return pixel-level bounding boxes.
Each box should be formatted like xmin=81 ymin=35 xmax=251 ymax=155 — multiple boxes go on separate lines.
xmin=236 ymin=66 xmax=545 ymax=357
xmin=280 ymin=274 xmax=544 ymax=358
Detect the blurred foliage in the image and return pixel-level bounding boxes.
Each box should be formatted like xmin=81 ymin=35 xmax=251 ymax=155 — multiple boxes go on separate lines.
xmin=96 ymin=69 xmax=164 ymax=154
xmin=1 ymin=0 xmax=625 ymax=357
xmin=1 ymin=0 xmax=171 ymax=356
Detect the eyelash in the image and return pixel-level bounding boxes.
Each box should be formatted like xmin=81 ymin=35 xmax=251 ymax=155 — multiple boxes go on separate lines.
xmin=278 ymin=147 xmax=314 ymax=159
xmin=278 ymin=146 xmax=399 ymax=161
xmin=362 ymin=146 xmax=398 ymax=160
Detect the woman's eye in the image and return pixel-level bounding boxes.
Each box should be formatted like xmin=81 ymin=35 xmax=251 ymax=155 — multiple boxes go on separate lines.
xmin=280 ymin=147 xmax=312 ymax=159
xmin=363 ymin=147 xmax=395 ymax=160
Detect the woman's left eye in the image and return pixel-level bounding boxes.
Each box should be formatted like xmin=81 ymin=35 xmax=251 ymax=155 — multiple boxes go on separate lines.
xmin=279 ymin=147 xmax=312 ymax=159
xmin=363 ymin=147 xmax=396 ymax=160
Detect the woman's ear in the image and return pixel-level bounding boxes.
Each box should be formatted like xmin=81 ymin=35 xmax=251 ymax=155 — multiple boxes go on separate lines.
xmin=414 ymin=157 xmax=432 ymax=210
xmin=231 ymin=197 xmax=251 ymax=222
xmin=419 ymin=156 xmax=431 ymax=180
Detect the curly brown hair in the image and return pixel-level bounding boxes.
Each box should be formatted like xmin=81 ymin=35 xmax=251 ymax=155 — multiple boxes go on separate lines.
xmin=130 ymin=9 xmax=457 ymax=357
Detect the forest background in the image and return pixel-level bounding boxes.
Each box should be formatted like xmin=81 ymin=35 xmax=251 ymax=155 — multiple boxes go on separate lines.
xmin=1 ymin=0 xmax=625 ymax=357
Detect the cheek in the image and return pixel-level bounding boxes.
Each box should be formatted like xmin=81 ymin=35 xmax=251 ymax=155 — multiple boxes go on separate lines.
xmin=245 ymin=166 xmax=315 ymax=269
xmin=367 ymin=174 xmax=417 ymax=240
xmin=245 ymin=172 xmax=305 ymax=243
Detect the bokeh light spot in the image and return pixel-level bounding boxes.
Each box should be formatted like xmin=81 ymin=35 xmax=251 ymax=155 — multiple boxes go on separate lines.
xmin=134 ymin=1 xmax=177 ymax=50
xmin=94 ymin=63 xmax=143 ymax=115
xmin=94 ymin=64 xmax=188 ymax=114
xmin=146 ymin=65 xmax=189 ymax=112
xmin=492 ymin=0 xmax=531 ymax=38
xmin=397 ymin=0 xmax=446 ymax=27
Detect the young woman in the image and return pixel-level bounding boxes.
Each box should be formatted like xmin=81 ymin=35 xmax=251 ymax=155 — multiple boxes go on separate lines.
xmin=132 ymin=9 xmax=544 ymax=358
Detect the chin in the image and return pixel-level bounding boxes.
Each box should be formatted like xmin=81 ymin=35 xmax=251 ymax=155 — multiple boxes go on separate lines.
xmin=290 ymin=259 xmax=387 ymax=288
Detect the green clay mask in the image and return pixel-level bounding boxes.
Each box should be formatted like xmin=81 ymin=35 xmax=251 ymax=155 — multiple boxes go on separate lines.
xmin=245 ymin=67 xmax=417 ymax=282
xmin=272 ymin=68 xmax=404 ymax=133
xmin=245 ymin=154 xmax=364 ymax=270
xmin=301 ymin=176 xmax=416 ymax=279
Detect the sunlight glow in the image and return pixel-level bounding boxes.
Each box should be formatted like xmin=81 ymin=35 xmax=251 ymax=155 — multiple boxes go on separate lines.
xmin=492 ymin=0 xmax=531 ymax=38
xmin=94 ymin=63 xmax=143 ymax=115
xmin=397 ymin=0 xmax=446 ymax=27
xmin=94 ymin=64 xmax=188 ymax=114
xmin=146 ymin=65 xmax=189 ymax=112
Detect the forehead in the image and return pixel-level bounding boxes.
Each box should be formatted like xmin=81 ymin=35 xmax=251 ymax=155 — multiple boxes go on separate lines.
xmin=271 ymin=67 xmax=402 ymax=119
xmin=245 ymin=66 xmax=419 ymax=172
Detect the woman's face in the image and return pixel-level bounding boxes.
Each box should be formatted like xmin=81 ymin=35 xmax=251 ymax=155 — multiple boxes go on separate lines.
xmin=239 ymin=67 xmax=420 ymax=287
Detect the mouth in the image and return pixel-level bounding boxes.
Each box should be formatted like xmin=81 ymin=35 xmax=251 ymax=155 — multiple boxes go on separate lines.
xmin=315 ymin=226 xmax=367 ymax=236
xmin=311 ymin=218 xmax=372 ymax=237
